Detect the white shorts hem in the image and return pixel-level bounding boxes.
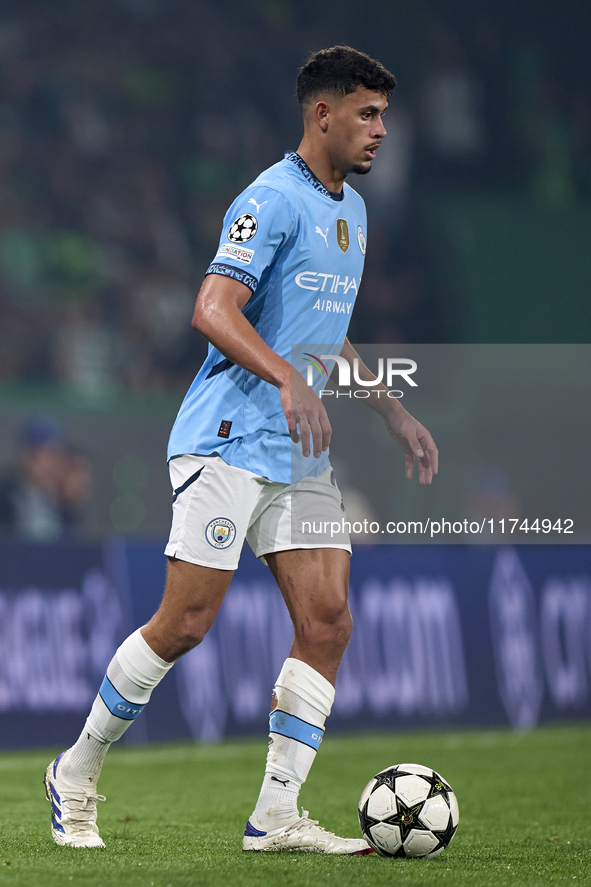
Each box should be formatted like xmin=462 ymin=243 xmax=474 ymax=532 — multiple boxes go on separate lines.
xmin=254 ymin=542 xmax=352 ymax=561
xmin=164 ymin=543 xmax=239 ymax=571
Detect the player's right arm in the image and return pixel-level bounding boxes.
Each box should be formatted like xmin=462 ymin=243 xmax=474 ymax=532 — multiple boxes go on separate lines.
xmin=192 ymin=274 xmax=331 ymax=459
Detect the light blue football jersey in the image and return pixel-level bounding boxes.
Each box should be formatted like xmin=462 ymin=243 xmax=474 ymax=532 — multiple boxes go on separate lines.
xmin=167 ymin=152 xmax=367 ymax=482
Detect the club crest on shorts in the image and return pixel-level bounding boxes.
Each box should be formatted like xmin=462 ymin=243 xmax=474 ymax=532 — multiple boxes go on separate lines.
xmin=205 ymin=517 xmax=237 ymax=549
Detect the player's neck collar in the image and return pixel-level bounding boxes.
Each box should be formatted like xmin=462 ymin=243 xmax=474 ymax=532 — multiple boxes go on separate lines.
xmin=284 ymin=151 xmax=344 ymax=202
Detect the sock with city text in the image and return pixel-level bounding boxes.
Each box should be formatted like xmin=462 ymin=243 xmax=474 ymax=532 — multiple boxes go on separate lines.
xmin=250 ymin=657 xmax=334 ymax=830
xmin=61 ymin=628 xmax=174 ymax=786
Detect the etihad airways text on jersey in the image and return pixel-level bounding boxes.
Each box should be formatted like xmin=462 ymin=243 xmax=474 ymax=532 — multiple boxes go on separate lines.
xmin=295 ymin=271 xmax=359 ymax=296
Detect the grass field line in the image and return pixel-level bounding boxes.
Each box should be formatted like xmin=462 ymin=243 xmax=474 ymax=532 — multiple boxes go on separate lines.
xmin=1 ymin=723 xmax=586 ymax=772
xmin=0 ymin=744 xmax=264 ymax=772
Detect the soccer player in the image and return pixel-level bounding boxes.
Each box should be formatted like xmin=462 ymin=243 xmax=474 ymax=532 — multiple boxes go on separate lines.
xmin=44 ymin=45 xmax=438 ymax=853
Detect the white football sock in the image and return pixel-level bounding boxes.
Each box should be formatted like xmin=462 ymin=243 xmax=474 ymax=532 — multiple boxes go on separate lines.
xmin=61 ymin=628 xmax=173 ymax=785
xmin=250 ymin=658 xmax=335 ymax=831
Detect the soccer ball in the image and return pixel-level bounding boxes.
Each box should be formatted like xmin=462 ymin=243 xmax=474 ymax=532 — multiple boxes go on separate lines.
xmin=358 ymin=763 xmax=459 ymax=858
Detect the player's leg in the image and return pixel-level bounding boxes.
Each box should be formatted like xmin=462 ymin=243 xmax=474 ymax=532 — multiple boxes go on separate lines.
xmin=62 ymin=557 xmax=231 ymax=781
xmin=66 ymin=557 xmax=232 ymax=779
xmin=45 ymin=559 xmax=232 ymax=847
xmin=268 ymin=546 xmax=352 ymax=682
xmin=244 ymin=547 xmax=370 ymax=853
xmin=256 ymin=547 xmax=351 ymax=822
xmin=45 ymin=454 xmax=263 ymax=847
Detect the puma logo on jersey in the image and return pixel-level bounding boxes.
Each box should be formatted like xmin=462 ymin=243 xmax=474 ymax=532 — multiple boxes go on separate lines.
xmin=315 ymin=226 xmax=329 ymax=247
xmin=248 ymin=197 xmax=268 ymax=213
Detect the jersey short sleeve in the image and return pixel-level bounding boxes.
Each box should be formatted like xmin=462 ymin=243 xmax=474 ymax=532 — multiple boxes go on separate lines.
xmin=206 ymin=186 xmax=296 ymax=294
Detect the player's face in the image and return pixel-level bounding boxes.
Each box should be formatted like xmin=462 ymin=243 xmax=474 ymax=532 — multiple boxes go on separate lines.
xmin=328 ymin=87 xmax=388 ymax=176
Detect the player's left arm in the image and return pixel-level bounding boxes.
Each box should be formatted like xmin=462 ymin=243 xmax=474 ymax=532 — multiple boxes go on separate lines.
xmin=340 ymin=338 xmax=438 ymax=485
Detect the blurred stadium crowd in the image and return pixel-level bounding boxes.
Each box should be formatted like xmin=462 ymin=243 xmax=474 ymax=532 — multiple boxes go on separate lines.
xmin=0 ymin=0 xmax=589 ymax=400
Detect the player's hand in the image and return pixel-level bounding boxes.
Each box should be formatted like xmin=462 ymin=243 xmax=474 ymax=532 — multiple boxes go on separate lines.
xmin=384 ymin=407 xmax=438 ymax=485
xmin=279 ymin=370 xmax=332 ymax=458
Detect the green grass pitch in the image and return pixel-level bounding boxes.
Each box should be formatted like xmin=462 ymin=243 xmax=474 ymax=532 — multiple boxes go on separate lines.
xmin=0 ymin=724 xmax=589 ymax=887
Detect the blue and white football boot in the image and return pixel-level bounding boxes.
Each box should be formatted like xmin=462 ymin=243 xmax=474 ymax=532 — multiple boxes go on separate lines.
xmin=44 ymin=751 xmax=106 ymax=848
xmin=243 ymin=810 xmax=373 ymax=854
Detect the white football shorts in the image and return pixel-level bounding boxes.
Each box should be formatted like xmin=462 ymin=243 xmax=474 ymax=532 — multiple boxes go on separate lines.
xmin=164 ymin=454 xmax=352 ymax=570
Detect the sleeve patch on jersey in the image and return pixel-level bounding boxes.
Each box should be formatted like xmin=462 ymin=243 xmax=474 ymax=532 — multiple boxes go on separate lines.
xmin=228 ymin=213 xmax=258 ymax=243
xmin=205 ymin=263 xmax=258 ymax=293
xmin=215 ymin=242 xmax=255 ymax=264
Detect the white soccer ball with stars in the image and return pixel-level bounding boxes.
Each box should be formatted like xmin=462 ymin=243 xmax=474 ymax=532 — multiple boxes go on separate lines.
xmin=358 ymin=763 xmax=459 ymax=858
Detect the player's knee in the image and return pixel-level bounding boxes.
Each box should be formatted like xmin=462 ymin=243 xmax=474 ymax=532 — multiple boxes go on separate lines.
xmin=175 ymin=608 xmax=216 ymax=653
xmin=301 ymin=599 xmax=352 ymax=651
xmin=326 ymin=595 xmax=352 ymax=632
xmin=331 ymin=604 xmax=353 ymax=647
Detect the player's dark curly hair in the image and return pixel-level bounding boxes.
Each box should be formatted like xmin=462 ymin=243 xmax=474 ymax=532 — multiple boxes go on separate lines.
xmin=296 ymin=45 xmax=396 ymax=108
